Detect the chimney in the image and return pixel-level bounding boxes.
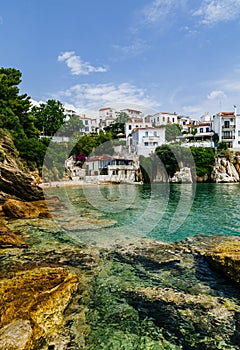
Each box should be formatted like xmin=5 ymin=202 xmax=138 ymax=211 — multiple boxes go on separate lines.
xmin=234 ymin=105 xmax=237 ymax=116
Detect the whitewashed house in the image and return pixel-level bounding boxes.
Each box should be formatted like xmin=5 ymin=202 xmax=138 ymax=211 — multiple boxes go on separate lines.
xmin=85 ymin=155 xmax=112 ymax=176
xmin=125 ymin=118 xmax=152 ymax=138
xmin=108 ymin=156 xmax=140 ymax=183
xmin=150 ymin=112 xmax=178 ymax=126
xmin=120 ymin=108 xmax=142 ymax=118
xmin=129 ymin=127 xmax=165 ymax=157
xmin=212 ymin=109 xmax=240 ymax=149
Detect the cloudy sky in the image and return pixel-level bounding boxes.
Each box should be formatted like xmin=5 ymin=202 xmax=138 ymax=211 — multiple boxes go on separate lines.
xmin=1 ymin=0 xmax=240 ymax=117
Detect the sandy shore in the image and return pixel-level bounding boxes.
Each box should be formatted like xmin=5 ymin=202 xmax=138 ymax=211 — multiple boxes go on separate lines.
xmin=39 ymin=180 xmax=117 ymax=188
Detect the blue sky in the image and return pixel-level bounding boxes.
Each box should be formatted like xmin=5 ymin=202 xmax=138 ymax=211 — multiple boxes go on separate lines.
xmin=1 ymin=0 xmax=240 ymax=118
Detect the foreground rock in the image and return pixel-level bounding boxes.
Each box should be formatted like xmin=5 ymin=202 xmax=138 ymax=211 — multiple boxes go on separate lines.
xmin=0 ymin=129 xmax=44 ymax=202
xmin=0 ymin=267 xmax=79 ymax=350
xmin=205 ymin=239 xmax=240 ymax=284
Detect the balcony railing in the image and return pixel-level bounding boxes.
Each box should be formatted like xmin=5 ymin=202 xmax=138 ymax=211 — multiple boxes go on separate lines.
xmin=222 ymin=136 xmax=235 ymax=140
xmin=222 ymin=125 xmax=236 ymax=130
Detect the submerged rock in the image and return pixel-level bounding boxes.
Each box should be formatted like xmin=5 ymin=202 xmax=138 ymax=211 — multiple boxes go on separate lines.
xmin=0 ymin=221 xmax=26 ymax=247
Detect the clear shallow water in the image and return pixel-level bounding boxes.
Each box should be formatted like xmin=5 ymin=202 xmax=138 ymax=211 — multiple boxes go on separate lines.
xmin=45 ymin=183 xmax=240 ymax=246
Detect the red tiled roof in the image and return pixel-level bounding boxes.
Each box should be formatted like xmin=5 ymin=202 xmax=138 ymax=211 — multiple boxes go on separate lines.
xmin=220 ymin=112 xmax=235 ymax=116
xmin=121 ymin=108 xmax=141 ymax=113
xmin=86 ymin=155 xmax=112 ymax=162
xmin=197 ymin=123 xmax=211 ymax=126
xmin=99 ymin=107 xmax=111 ymax=111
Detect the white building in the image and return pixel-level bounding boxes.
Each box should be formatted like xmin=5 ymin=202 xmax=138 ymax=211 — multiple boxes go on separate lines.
xmin=79 ymin=116 xmax=99 ymax=133
xmin=212 ymin=110 xmax=240 ymax=149
xmin=178 ymin=116 xmax=190 ymax=132
xmin=99 ymin=107 xmax=118 ymax=119
xmin=150 ymin=112 xmax=178 ymax=126
xmin=129 ymin=127 xmax=165 ymax=157
xmin=120 ymin=108 xmax=142 ymax=118
xmin=125 ymin=118 xmax=152 ymax=138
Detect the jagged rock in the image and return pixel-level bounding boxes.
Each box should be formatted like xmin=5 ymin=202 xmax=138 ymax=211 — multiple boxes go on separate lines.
xmin=0 ymin=130 xmax=44 ymax=202
xmin=0 ymin=267 xmax=79 ymax=349
xmin=212 ymin=157 xmax=240 ymax=183
xmin=170 ymin=167 xmax=192 ymax=183
xmin=205 ymin=239 xmax=240 ymax=284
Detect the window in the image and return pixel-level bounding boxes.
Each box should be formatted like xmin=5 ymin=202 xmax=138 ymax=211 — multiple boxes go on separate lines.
xmin=154 ymin=131 xmax=157 ymax=136
xmin=200 ymin=128 xmax=203 ymax=133
xmin=238 ymin=130 xmax=240 ymax=136
xmin=163 ymin=117 xmax=165 ymax=122
xmin=145 ymin=131 xmax=148 ymax=137
xmin=172 ymin=118 xmax=175 ymax=122
xmin=144 ymin=142 xmax=149 ymax=146
xmin=129 ymin=125 xmax=132 ymax=130
xmin=206 ymin=127 xmax=210 ymax=132
xmin=224 ymin=121 xmax=230 ymax=128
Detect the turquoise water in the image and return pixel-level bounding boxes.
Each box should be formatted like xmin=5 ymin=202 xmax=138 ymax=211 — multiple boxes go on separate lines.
xmin=45 ymin=183 xmax=240 ymax=245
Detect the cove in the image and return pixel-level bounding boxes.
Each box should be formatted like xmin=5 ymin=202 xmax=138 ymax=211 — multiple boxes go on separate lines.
xmin=44 ymin=182 xmax=240 ymax=247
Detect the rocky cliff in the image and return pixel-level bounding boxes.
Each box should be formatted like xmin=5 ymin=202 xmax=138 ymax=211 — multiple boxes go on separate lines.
xmin=211 ymin=155 xmax=240 ymax=183
xmin=0 ymin=130 xmax=44 ymax=202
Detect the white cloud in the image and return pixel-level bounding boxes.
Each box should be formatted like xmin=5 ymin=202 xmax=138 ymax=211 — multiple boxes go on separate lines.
xmin=55 ymin=82 xmax=160 ymax=112
xmin=58 ymin=51 xmax=107 ymax=75
xmin=142 ymin=0 xmax=176 ymax=24
xmin=193 ymin=0 xmax=240 ymax=25
xmin=207 ymin=90 xmax=226 ymax=100
xmin=113 ymin=39 xmax=149 ymax=56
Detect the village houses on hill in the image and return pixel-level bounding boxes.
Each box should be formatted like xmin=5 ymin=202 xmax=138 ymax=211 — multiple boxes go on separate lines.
xmin=63 ymin=105 xmax=240 ymax=183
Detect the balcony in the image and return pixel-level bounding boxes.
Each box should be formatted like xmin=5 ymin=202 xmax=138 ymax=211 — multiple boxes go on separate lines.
xmin=222 ymin=125 xmax=236 ymax=131
xmin=222 ymin=136 xmax=235 ymax=140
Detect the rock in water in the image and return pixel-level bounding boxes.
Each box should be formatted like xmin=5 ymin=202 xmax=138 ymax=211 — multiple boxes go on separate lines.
xmin=205 ymin=239 xmax=240 ymax=284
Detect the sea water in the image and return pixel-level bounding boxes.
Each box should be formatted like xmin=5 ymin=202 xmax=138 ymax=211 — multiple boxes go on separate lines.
xmin=44 ymin=182 xmax=240 ymax=246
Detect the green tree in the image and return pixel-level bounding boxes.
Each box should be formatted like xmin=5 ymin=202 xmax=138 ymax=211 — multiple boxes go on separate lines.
xmin=155 ymin=144 xmax=194 ymax=177
xmin=190 ymin=147 xmax=215 ymax=177
xmin=72 ymin=131 xmax=113 ymax=157
xmin=104 ymin=112 xmax=131 ymax=137
xmin=0 ymin=67 xmax=38 ymax=138
xmin=165 ymin=123 xmax=182 ymax=141
xmin=32 ymin=99 xmax=65 ymax=136
xmin=217 ymin=141 xmax=228 ymax=151
xmin=60 ymin=115 xmax=84 ymax=137
xmin=0 ymin=67 xmax=45 ymax=167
